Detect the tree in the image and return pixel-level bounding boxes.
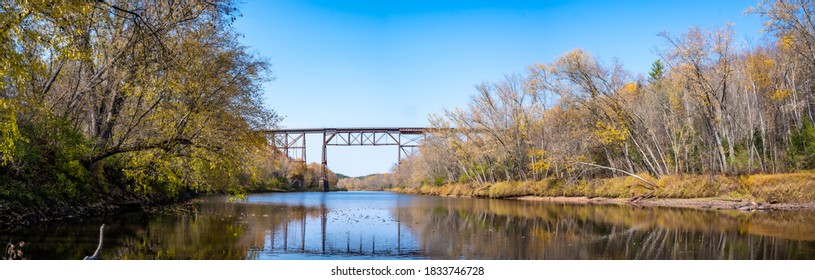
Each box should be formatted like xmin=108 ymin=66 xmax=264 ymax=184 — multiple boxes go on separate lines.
xmin=649 ymin=60 xmax=665 ymax=82
xmin=0 ymin=0 xmax=288 ymax=201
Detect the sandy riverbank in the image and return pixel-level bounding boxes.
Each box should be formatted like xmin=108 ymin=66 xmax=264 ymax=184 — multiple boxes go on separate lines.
xmin=513 ymin=196 xmax=815 ymax=211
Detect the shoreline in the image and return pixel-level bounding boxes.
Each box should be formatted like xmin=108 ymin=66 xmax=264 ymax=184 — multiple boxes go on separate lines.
xmin=0 ymin=191 xmax=200 ymax=231
xmin=512 ymin=195 xmax=815 ymax=211
xmin=0 ymin=188 xmax=346 ymax=231
xmin=390 ymin=172 xmax=815 ymax=211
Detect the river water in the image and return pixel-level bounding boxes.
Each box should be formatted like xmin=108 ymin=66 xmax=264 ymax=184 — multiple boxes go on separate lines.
xmin=3 ymin=191 xmax=815 ymax=260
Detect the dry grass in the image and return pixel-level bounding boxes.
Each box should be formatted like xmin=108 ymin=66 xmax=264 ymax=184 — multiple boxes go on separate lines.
xmin=394 ymin=171 xmax=815 ymax=203
xmin=744 ymin=172 xmax=815 ymax=203
xmin=655 ymin=175 xmax=736 ymax=198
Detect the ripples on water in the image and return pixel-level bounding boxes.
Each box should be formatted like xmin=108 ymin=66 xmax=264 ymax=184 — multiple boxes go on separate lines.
xmin=3 ymin=191 xmax=815 ymax=259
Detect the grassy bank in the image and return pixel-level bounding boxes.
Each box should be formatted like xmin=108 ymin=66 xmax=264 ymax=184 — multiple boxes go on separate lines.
xmin=392 ymin=172 xmax=815 ymax=204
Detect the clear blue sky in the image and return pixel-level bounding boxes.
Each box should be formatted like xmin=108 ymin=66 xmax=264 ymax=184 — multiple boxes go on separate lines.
xmin=234 ymin=0 xmax=765 ymax=177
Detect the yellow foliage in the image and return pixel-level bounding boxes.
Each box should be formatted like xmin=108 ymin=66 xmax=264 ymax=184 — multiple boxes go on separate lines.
xmin=527 ymin=149 xmax=550 ymax=173
xmin=771 ymin=88 xmax=791 ymax=101
xmin=746 ymin=52 xmax=774 ymax=90
xmin=778 ymin=34 xmax=794 ymax=51
xmin=594 ymin=121 xmax=629 ymax=145
xmin=620 ymin=82 xmax=638 ymax=95
xmin=667 ymin=90 xmax=683 ymax=111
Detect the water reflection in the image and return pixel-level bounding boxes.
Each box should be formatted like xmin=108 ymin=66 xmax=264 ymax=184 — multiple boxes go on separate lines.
xmin=398 ymin=199 xmax=815 ymax=259
xmin=2 ymin=192 xmax=815 ymax=259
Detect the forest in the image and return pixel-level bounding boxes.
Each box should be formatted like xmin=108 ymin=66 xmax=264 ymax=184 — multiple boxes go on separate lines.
xmin=5 ymin=0 xmax=815 ymax=227
xmin=0 ymin=0 xmax=339 ymax=226
xmin=390 ymin=0 xmax=815 ymax=202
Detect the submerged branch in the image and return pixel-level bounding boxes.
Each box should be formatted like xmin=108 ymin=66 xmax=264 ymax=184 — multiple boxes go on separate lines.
xmin=83 ymin=224 xmax=105 ymax=260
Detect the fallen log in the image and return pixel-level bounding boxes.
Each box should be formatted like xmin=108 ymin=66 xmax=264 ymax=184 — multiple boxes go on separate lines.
xmin=575 ymin=161 xmax=658 ymax=189
xmin=629 ymin=192 xmax=654 ymax=204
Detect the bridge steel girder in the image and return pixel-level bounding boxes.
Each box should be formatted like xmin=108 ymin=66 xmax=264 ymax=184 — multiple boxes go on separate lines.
xmin=265 ymin=127 xmax=429 ymax=192
xmin=271 ymin=132 xmax=307 ymax=164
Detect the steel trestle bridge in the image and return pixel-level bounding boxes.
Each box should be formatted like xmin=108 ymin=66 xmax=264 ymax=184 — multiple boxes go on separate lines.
xmin=263 ymin=127 xmax=429 ymax=192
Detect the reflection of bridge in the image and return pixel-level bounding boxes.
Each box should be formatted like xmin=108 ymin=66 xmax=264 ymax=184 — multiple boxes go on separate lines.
xmin=263 ymin=128 xmax=429 ymax=191
xmin=257 ymin=201 xmax=409 ymax=257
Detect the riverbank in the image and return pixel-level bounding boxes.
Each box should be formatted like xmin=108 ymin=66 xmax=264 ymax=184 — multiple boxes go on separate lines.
xmin=391 ymin=172 xmax=815 ymax=210
xmin=0 ymin=185 xmax=201 ymax=231
xmin=513 ymin=196 xmax=815 ymax=211
xmin=0 ymin=182 xmax=347 ymax=231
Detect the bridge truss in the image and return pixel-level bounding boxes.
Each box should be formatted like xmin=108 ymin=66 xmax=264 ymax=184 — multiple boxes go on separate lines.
xmin=265 ymin=127 xmax=429 ymax=191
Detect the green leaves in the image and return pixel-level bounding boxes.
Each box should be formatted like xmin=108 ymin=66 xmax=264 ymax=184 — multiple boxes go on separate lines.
xmin=0 ymin=99 xmax=25 ymax=166
xmin=1 ymin=1 xmax=288 ymax=206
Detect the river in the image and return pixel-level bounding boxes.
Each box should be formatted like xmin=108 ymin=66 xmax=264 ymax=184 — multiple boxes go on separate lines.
xmin=2 ymin=191 xmax=815 ymax=260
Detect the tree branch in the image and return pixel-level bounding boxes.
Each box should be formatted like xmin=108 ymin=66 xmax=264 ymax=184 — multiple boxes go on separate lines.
xmin=574 ymin=161 xmax=658 ymax=189
xmin=88 ymin=138 xmax=193 ymax=165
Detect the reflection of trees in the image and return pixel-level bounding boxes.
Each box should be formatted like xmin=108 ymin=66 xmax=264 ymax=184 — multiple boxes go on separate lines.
xmin=110 ymin=200 xmax=326 ymax=260
xmin=0 ymin=218 xmax=123 ymax=260
xmin=5 ymin=195 xmax=815 ymax=259
xmin=397 ymin=198 xmax=815 ymax=259
xmin=3 ymin=195 xmax=389 ymax=259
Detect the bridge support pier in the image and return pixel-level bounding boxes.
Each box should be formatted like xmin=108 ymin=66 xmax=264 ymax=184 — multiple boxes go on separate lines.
xmin=321 ymin=130 xmax=329 ymax=192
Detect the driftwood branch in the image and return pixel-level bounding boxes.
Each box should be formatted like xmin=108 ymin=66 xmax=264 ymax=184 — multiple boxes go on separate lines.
xmin=83 ymin=224 xmax=105 ymax=260
xmin=575 ymin=161 xmax=659 ymax=189
xmin=629 ymin=192 xmax=655 ymax=203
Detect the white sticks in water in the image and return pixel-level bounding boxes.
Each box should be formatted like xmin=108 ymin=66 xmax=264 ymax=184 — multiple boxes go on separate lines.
xmin=83 ymin=224 xmax=105 ymax=260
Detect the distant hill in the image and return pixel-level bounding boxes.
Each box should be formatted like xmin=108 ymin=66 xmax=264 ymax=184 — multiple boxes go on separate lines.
xmin=336 ymin=173 xmax=386 ymax=180
xmin=337 ymin=173 xmax=394 ymax=191
xmin=357 ymin=173 xmax=383 ymax=179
